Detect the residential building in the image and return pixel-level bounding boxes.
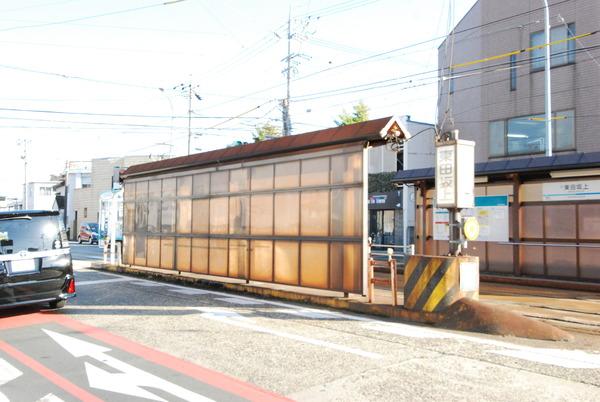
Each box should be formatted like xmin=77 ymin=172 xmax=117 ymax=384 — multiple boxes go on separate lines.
xmin=25 ymin=181 xmax=60 ymax=210
xmin=70 ymin=156 xmax=161 ymax=240
xmin=367 ymin=116 xmax=435 ymax=245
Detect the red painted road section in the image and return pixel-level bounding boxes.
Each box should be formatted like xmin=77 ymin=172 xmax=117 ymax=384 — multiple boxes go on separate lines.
xmin=0 ymin=312 xmax=291 ymax=402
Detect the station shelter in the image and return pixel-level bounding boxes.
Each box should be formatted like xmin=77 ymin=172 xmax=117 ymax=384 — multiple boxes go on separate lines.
xmin=393 ymin=152 xmax=600 ymax=283
xmin=120 ymin=117 xmax=409 ymax=295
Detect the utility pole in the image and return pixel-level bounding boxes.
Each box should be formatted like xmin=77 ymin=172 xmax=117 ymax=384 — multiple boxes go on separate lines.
xmin=187 ymin=78 xmax=193 ymax=155
xmin=282 ymin=8 xmax=292 ymax=136
xmin=543 ymin=0 xmax=553 ymax=156
xmin=18 ymin=139 xmax=29 ymax=209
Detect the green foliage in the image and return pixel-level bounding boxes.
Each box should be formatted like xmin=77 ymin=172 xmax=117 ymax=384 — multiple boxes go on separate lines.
xmin=335 ymin=101 xmax=369 ymax=126
xmin=368 ymin=172 xmax=396 ymax=193
xmin=253 ymin=122 xmax=282 ymax=142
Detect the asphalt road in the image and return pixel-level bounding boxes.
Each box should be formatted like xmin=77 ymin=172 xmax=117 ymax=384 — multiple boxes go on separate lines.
xmin=68 ymin=242 xmax=104 ymax=261
xmin=1 ymin=259 xmax=599 ymax=401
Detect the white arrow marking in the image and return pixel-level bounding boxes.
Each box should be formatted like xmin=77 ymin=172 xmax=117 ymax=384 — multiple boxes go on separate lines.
xmin=0 ymin=358 xmax=23 ymax=402
xmin=196 ymin=308 xmax=382 ymax=359
xmin=43 ymin=329 xmax=214 ymax=402
xmin=37 ymin=394 xmax=65 ymax=402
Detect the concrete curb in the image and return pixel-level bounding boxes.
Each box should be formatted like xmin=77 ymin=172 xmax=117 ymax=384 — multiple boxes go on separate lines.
xmin=91 ymin=263 xmax=572 ymax=342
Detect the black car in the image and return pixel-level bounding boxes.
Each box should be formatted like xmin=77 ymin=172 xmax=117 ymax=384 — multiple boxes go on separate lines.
xmin=0 ymin=210 xmax=75 ymax=309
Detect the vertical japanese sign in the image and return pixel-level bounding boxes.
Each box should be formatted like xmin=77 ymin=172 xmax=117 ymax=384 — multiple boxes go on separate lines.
xmin=435 ymin=144 xmax=456 ymax=207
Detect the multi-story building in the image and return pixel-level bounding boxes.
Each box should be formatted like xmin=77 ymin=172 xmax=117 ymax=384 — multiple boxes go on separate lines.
xmin=438 ymin=0 xmax=599 ymax=159
xmin=25 ymin=181 xmax=60 ymax=210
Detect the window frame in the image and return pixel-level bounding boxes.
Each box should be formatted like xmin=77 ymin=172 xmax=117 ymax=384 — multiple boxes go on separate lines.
xmin=530 ymin=23 xmax=576 ymax=72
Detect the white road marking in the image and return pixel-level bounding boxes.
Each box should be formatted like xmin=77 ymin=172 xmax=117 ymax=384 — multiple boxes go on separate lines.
xmin=273 ymin=308 xmax=345 ymax=320
xmin=76 ymin=277 xmax=135 ymax=286
xmin=364 ymin=322 xmax=600 ymax=369
xmin=196 ymin=307 xmax=382 ymax=360
xmin=37 ymin=394 xmax=65 ymax=402
xmin=215 ymin=297 xmax=266 ymax=305
xmin=43 ymin=329 xmax=214 ymax=402
xmin=0 ymin=358 xmax=23 ymax=402
xmin=168 ymin=288 xmax=211 ymax=295
xmin=130 ymin=281 xmax=165 ymax=287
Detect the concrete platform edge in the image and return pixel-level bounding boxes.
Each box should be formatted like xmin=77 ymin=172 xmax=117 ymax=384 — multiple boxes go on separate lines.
xmin=90 ymin=263 xmax=572 ymax=342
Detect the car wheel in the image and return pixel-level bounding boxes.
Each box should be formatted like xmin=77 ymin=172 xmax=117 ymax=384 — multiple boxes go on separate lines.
xmin=49 ymin=299 xmax=66 ymax=309
xmin=88 ymin=237 xmax=93 ymax=245
xmin=78 ymin=236 xmax=82 ymax=244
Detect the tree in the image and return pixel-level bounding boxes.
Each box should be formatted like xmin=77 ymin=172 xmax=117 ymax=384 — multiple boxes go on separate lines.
xmin=253 ymin=122 xmax=282 ymax=142
xmin=334 ymin=101 xmax=369 ymax=126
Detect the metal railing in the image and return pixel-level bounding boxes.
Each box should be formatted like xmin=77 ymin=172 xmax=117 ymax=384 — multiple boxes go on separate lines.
xmin=366 ymin=242 xmax=415 ymax=306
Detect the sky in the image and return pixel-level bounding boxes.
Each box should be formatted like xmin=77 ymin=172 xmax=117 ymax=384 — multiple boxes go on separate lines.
xmin=0 ymin=0 xmax=477 ymax=199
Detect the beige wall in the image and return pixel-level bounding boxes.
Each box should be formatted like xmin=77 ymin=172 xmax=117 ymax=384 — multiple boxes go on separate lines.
xmin=438 ymin=0 xmax=600 ymax=162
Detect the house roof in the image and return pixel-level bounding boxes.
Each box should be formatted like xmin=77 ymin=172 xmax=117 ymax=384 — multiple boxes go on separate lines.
xmin=123 ymin=116 xmax=410 ymax=178
xmin=393 ymin=151 xmax=600 ymax=184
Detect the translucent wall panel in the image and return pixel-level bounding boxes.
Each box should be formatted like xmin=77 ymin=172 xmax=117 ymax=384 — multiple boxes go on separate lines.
xmin=274 ymin=241 xmax=299 ymax=285
xmin=161 ymin=200 xmax=176 ymax=233
xmin=160 ymin=237 xmax=175 ymax=269
xmin=209 ymin=197 xmax=228 ymax=234
xmin=544 ymin=205 xmax=576 ymax=239
xmin=135 ymin=181 xmax=148 ymax=200
xmin=301 ymin=157 xmax=329 ymax=187
xmin=148 ymin=180 xmax=162 ymax=199
xmin=520 ymin=244 xmax=544 ymax=275
xmin=211 ymin=171 xmax=229 ymax=194
xmin=177 ymin=199 xmax=192 ymax=233
xmin=229 ymin=239 xmax=248 ymax=279
xmin=124 ymin=203 xmax=135 ymax=233
xmin=135 ymin=203 xmax=148 ymax=232
xmin=274 ymin=192 xmax=299 ymax=236
xmin=209 ymin=238 xmax=228 ymax=276
xmin=193 ymin=173 xmax=210 ymax=196
xmin=176 ymin=237 xmax=191 ymax=272
xmin=300 ymin=190 xmax=329 ymax=236
xmin=250 ymin=194 xmax=273 ymax=235
xmin=162 ymin=178 xmax=176 ymax=197
xmin=192 ymin=199 xmax=209 ymax=234
xmin=275 ymin=161 xmax=300 ymax=189
xmin=546 ymin=246 xmax=576 ymax=277
xmin=251 ymin=165 xmax=274 ymax=191
xmin=229 ymin=168 xmax=249 ymax=193
xmin=250 ymin=240 xmax=273 ymax=282
xmin=578 ymin=204 xmax=600 ymax=240
xmin=191 ymin=238 xmax=208 ymax=274
xmin=487 ymin=243 xmax=514 ymax=273
xmin=520 ymin=205 xmax=543 ymax=238
xmin=331 ymin=188 xmax=362 ymax=237
xmin=331 ymin=153 xmax=362 ymax=184
xmin=146 ymin=237 xmax=161 ymax=268
xmin=124 ymin=183 xmax=135 ymax=202
xmin=300 ymin=242 xmax=328 ymax=289
xmin=330 ymin=243 xmax=361 ymax=292
xmin=148 ymin=201 xmax=160 ymax=233
xmin=134 ymin=235 xmax=146 ymax=266
xmin=177 ymin=176 xmax=192 ymax=197
xmin=579 ymin=245 xmax=600 ymax=279
xmin=123 ymin=235 xmax=134 ymax=264
xmin=229 ymin=196 xmax=249 ymax=235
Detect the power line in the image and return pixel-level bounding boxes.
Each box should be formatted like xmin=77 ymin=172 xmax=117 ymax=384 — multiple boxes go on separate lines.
xmin=0 ymin=0 xmax=187 ymax=32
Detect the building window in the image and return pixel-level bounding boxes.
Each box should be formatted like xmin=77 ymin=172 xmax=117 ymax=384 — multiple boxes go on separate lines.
xmin=509 ymin=54 xmax=517 ymax=91
xmin=39 ymin=186 xmax=52 ymax=196
xmin=488 ymin=110 xmax=575 ymax=157
xmin=84 ymin=207 xmax=88 ymax=218
xmin=530 ymin=23 xmax=576 ymax=71
xmin=448 ymin=67 xmax=455 ymax=94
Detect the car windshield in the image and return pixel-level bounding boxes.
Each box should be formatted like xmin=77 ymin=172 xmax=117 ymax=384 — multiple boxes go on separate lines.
xmin=0 ymin=215 xmax=61 ymax=253
xmin=87 ymin=223 xmax=99 ymax=232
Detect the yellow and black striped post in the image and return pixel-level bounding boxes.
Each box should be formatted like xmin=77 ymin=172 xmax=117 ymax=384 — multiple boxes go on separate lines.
xmin=404 ymin=255 xmax=479 ymax=312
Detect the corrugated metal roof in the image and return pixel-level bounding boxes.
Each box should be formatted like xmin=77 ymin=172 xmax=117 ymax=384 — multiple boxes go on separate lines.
xmin=123 ymin=116 xmax=401 ymax=178
xmin=393 ymin=151 xmax=600 ymax=183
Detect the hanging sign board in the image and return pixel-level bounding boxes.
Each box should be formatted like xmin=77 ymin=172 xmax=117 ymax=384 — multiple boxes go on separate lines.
xmin=435 ymin=140 xmax=475 ymax=209
xmin=433 ymin=195 xmax=509 ymax=242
